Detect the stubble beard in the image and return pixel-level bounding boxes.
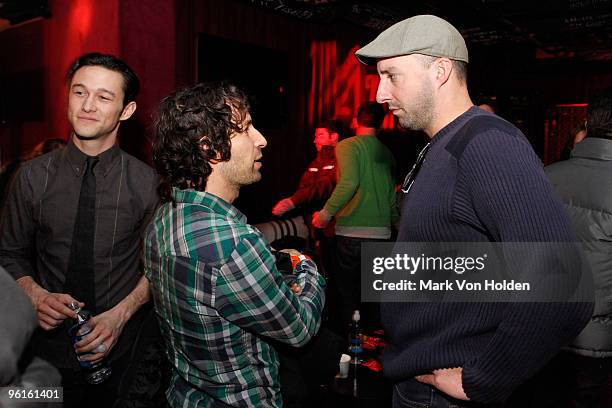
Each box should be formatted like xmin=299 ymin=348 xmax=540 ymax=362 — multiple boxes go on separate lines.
xmin=398 ymin=80 xmax=435 ymax=132
xmin=218 ymin=160 xmax=261 ymax=190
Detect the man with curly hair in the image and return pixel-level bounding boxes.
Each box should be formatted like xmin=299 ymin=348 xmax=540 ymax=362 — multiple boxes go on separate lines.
xmin=144 ymin=82 xmax=326 ymax=408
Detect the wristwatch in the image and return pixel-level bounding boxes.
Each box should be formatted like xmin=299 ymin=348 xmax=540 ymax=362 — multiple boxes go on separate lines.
xmin=290 ymin=254 xmax=311 ymax=269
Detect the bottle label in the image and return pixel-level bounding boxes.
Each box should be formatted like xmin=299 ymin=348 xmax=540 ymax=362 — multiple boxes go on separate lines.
xmin=68 ymin=323 xmax=92 ymax=344
xmin=68 ymin=322 xmax=96 ymax=369
xmin=349 ymin=335 xmax=363 ymax=354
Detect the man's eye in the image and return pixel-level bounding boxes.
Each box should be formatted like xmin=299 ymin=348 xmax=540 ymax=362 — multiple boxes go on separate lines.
xmin=100 ymin=96 xmax=110 ymax=101
xmin=74 ymin=90 xmax=85 ymax=96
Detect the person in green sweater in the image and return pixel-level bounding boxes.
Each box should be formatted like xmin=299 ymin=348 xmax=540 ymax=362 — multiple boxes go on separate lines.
xmin=312 ymin=101 xmax=398 ymax=333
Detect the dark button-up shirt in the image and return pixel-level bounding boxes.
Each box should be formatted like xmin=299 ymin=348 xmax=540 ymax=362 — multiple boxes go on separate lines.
xmin=0 ymin=140 xmax=159 ymax=368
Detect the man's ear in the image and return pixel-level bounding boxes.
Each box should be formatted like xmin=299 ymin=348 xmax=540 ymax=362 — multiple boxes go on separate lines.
xmin=330 ymin=132 xmax=339 ymax=143
xmin=119 ymin=101 xmax=137 ymax=121
xmin=433 ymin=58 xmax=452 ymax=87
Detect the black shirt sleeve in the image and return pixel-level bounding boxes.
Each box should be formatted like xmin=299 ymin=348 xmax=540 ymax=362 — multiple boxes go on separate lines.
xmin=0 ymin=164 xmax=36 ymax=281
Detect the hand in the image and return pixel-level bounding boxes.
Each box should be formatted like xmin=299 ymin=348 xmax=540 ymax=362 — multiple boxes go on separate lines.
xmin=279 ymin=248 xmax=301 ymax=257
xmin=289 ymin=282 xmax=302 ymax=295
xmin=272 ymin=198 xmax=295 ymax=216
xmin=25 ymin=282 xmax=81 ymax=330
xmin=415 ymin=367 xmax=469 ymax=401
xmin=311 ymin=209 xmax=332 ymax=229
xmin=74 ymin=307 xmax=127 ymax=364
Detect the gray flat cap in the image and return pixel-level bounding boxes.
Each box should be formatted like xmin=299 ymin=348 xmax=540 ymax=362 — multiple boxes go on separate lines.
xmin=355 ymin=15 xmax=469 ymax=65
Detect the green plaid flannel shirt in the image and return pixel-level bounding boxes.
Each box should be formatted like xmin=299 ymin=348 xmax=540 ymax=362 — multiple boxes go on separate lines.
xmin=143 ymin=189 xmax=325 ymax=407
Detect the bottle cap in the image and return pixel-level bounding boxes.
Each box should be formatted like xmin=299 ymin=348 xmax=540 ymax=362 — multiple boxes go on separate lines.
xmin=68 ymin=302 xmax=81 ymax=313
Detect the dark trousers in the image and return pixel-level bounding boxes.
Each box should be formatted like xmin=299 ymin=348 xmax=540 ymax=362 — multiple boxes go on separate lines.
xmin=313 ymin=233 xmax=337 ymax=324
xmin=59 ymin=308 xmax=169 ymax=408
xmin=60 ymin=352 xmax=131 ymax=408
xmin=332 ymin=235 xmax=385 ymax=336
xmin=512 ymin=351 xmax=612 ymax=408
xmin=393 ymin=379 xmax=499 ymax=408
xmin=277 ymin=326 xmax=344 ymax=407
xmin=564 ymin=353 xmax=612 ymax=408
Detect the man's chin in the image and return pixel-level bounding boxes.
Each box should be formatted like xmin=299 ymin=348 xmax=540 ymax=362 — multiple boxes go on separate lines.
xmin=398 ymin=117 xmax=420 ymax=131
xmin=250 ymin=172 xmax=262 ymax=184
xmin=237 ymin=172 xmax=262 ymax=188
xmin=73 ymin=132 xmax=101 ymax=141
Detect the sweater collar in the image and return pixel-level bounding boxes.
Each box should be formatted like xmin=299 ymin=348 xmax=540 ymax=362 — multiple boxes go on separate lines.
xmin=429 ymin=105 xmax=482 ymax=145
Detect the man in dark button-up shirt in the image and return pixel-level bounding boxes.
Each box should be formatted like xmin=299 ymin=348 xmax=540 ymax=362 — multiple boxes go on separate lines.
xmin=0 ymin=53 xmax=159 ymax=407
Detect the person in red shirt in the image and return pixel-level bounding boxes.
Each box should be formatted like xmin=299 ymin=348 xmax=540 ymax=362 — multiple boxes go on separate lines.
xmin=272 ymin=120 xmax=340 ymax=218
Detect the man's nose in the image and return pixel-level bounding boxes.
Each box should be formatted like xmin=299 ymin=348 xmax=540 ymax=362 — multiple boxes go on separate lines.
xmin=253 ymin=127 xmax=267 ymax=148
xmin=376 ymin=82 xmax=390 ymax=104
xmin=82 ymin=95 xmax=96 ymax=112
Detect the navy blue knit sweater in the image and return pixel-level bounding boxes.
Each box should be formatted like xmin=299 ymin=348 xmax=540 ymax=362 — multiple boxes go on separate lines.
xmin=382 ymin=107 xmax=593 ymax=403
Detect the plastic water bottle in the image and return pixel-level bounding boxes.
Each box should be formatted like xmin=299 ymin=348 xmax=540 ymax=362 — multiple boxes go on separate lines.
xmin=348 ymin=310 xmax=363 ymax=364
xmin=68 ymin=303 xmax=112 ymax=384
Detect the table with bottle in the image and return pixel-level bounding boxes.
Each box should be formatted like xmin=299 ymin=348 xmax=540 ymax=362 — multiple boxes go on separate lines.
xmin=328 ymin=310 xmax=392 ymax=406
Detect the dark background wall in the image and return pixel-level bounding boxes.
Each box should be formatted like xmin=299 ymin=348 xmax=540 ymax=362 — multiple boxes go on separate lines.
xmin=176 ymin=0 xmax=374 ymax=221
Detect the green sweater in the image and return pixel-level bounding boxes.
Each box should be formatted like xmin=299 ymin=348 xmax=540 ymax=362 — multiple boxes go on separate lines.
xmin=323 ymin=133 xmax=397 ymax=228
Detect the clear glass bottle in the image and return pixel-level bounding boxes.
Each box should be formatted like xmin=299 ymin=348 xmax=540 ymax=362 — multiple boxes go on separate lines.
xmin=68 ymin=303 xmax=112 ymax=384
xmin=348 ymin=310 xmax=363 ymax=364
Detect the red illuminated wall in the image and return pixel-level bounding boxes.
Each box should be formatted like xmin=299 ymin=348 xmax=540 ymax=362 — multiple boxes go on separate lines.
xmin=118 ymin=0 xmax=176 ymax=161
xmin=0 ymin=0 xmax=120 ymax=164
xmin=308 ymin=42 xmax=379 ymax=127
xmin=0 ymin=0 xmax=175 ymax=165
xmin=45 ymin=0 xmax=121 ymax=141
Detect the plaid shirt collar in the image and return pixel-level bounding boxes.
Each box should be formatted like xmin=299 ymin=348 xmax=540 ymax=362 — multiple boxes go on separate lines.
xmin=171 ymin=188 xmax=247 ymax=224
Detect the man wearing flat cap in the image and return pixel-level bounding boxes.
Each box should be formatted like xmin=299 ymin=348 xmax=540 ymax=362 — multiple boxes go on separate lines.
xmin=356 ymin=15 xmax=593 ymax=407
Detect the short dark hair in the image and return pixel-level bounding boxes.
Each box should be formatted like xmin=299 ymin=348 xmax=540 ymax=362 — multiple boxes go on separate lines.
xmin=66 ymin=52 xmax=140 ymax=106
xmin=452 ymin=60 xmax=468 ymax=83
xmin=586 ymin=87 xmax=612 ymax=140
xmin=357 ymin=101 xmax=385 ymax=128
xmin=420 ymin=55 xmax=468 ymax=84
xmin=317 ymin=119 xmax=340 ymax=135
xmin=153 ymin=81 xmax=250 ymax=203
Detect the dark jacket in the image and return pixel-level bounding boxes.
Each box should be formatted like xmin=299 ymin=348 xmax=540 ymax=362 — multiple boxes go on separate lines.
xmin=546 ymin=137 xmax=612 ymax=358
xmin=0 ymin=266 xmax=61 ymax=390
xmin=290 ymin=145 xmax=336 ymax=212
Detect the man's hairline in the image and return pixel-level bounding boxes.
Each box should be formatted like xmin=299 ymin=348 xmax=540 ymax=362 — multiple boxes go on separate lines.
xmin=375 ymin=54 xmax=467 ymax=83
xmin=68 ymin=64 xmax=130 ymax=106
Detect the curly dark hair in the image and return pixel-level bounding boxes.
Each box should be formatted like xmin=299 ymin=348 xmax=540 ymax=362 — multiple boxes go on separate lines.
xmin=153 ymin=82 xmax=250 ymax=203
